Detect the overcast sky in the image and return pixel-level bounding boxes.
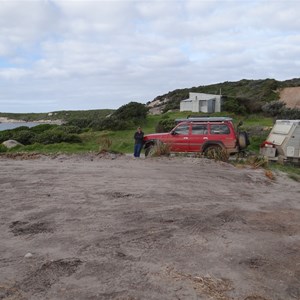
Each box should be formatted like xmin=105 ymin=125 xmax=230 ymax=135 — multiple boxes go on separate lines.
xmin=0 ymin=0 xmax=299 ymax=113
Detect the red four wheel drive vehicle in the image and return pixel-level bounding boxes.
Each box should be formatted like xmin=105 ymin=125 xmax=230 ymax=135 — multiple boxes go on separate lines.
xmin=143 ymin=117 xmax=249 ymax=157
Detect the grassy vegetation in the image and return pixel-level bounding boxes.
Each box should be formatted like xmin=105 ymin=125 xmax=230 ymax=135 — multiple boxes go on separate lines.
xmin=269 ymin=163 xmax=300 ymax=182
xmin=2 ymin=111 xmax=272 ymax=155
xmin=2 ymin=111 xmax=299 ymax=180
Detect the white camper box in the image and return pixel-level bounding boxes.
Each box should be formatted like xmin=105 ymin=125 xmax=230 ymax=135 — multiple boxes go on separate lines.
xmin=260 ymin=120 xmax=300 ymax=163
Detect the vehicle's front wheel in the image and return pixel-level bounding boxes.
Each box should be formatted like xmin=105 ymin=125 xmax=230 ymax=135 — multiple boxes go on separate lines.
xmin=145 ymin=144 xmax=154 ymax=157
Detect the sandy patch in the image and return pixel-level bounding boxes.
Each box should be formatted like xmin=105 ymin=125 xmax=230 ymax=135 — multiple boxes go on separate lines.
xmin=279 ymin=87 xmax=300 ymax=109
xmin=0 ymin=155 xmax=299 ymax=299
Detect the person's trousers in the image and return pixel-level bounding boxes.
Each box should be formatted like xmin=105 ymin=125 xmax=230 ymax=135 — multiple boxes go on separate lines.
xmin=134 ymin=143 xmax=143 ymax=157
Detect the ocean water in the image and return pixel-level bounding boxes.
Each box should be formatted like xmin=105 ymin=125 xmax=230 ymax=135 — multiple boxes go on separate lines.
xmin=0 ymin=122 xmax=41 ymax=131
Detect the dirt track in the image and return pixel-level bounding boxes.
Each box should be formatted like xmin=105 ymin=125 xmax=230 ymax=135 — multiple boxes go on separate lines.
xmin=0 ymin=154 xmax=299 ymax=300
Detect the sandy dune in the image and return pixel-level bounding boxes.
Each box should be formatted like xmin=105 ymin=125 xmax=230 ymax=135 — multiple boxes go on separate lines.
xmin=280 ymin=87 xmax=300 ymax=109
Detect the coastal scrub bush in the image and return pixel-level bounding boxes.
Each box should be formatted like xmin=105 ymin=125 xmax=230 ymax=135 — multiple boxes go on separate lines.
xmin=35 ymin=130 xmax=62 ymax=144
xmin=62 ymin=134 xmax=82 ymax=143
xmin=113 ymin=102 xmax=148 ymax=121
xmin=30 ymin=124 xmax=58 ymax=133
xmin=67 ymin=118 xmax=92 ymax=129
xmin=262 ymin=101 xmax=285 ymax=117
xmin=10 ymin=126 xmax=30 ymax=132
xmin=0 ymin=130 xmax=13 ymax=143
xmin=155 ymin=119 xmax=176 ymax=133
xmin=12 ymin=130 xmax=35 ymax=145
xmin=63 ymin=102 xmax=147 ymax=131
xmin=0 ymin=144 xmax=7 ymax=153
xmin=91 ymin=117 xmax=134 ymax=131
xmin=262 ymin=101 xmax=300 ymax=119
xmin=35 ymin=129 xmax=82 ymax=144
xmin=92 ymin=102 xmax=148 ymax=131
xmin=60 ymin=125 xmax=82 ymax=134
xmin=0 ymin=124 xmax=83 ymax=147
xmin=222 ymin=97 xmax=247 ymax=114
xmin=280 ymin=107 xmax=300 ymax=119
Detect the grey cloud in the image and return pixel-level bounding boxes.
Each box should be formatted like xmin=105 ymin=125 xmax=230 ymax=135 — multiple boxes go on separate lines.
xmin=0 ymin=0 xmax=299 ymax=112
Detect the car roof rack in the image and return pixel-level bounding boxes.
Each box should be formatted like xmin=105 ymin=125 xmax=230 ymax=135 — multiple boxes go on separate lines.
xmin=175 ymin=116 xmax=232 ymax=123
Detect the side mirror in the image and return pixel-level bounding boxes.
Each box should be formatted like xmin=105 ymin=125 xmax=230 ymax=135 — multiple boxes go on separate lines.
xmin=171 ymin=130 xmax=177 ymax=135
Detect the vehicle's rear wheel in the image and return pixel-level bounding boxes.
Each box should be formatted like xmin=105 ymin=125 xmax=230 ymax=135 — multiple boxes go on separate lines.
xmin=204 ymin=145 xmax=226 ymax=160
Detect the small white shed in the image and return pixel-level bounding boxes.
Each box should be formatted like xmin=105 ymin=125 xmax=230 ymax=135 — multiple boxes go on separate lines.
xmin=180 ymin=93 xmax=222 ymax=113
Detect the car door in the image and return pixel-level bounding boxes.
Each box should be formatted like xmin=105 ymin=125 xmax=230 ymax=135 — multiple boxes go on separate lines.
xmin=169 ymin=123 xmax=190 ymax=152
xmin=209 ymin=123 xmax=236 ymax=149
xmin=189 ymin=123 xmax=209 ymax=152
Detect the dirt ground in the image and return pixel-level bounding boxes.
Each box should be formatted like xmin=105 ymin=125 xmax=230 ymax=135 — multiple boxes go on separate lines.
xmin=0 ymin=154 xmax=299 ymax=300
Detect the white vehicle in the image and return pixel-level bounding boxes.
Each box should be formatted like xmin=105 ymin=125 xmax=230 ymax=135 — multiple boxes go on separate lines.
xmin=260 ymin=120 xmax=300 ymax=163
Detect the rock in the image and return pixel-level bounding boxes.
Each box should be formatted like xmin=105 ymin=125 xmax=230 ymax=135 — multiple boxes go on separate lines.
xmin=2 ymin=140 xmax=23 ymax=149
xmin=24 ymin=252 xmax=33 ymax=258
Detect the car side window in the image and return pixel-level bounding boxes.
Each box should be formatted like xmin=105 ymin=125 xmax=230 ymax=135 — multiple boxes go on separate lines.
xmin=192 ymin=124 xmax=208 ymax=134
xmin=173 ymin=124 xmax=189 ymax=135
xmin=210 ymin=124 xmax=230 ymax=134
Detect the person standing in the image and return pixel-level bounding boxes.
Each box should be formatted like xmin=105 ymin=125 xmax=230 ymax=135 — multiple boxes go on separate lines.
xmin=133 ymin=127 xmax=144 ymax=158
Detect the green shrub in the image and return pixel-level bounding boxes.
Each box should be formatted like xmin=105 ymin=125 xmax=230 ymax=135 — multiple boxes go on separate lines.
xmin=60 ymin=125 xmax=82 ymax=134
xmin=155 ymin=119 xmax=176 ymax=132
xmin=30 ymin=124 xmax=58 ymax=133
xmin=64 ymin=134 xmax=82 ymax=143
xmin=0 ymin=144 xmax=7 ymax=153
xmin=113 ymin=102 xmax=148 ymax=121
xmin=222 ymin=97 xmax=247 ymax=114
xmin=35 ymin=130 xmax=62 ymax=144
xmin=91 ymin=102 xmax=148 ymax=131
xmin=64 ymin=102 xmax=147 ymax=131
xmin=35 ymin=129 xmax=82 ymax=144
xmin=262 ymin=101 xmax=285 ymax=117
xmin=280 ymin=107 xmax=300 ymax=119
xmin=262 ymin=101 xmax=300 ymax=119
xmin=12 ymin=130 xmax=36 ymax=145
xmin=93 ymin=117 xmax=134 ymax=131
xmin=0 ymin=131 xmax=13 ymax=143
xmin=67 ymin=118 xmax=92 ymax=129
xmin=10 ymin=126 xmax=30 ymax=132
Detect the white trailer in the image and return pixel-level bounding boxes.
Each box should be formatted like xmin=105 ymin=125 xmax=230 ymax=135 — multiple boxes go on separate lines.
xmin=260 ymin=120 xmax=300 ymax=163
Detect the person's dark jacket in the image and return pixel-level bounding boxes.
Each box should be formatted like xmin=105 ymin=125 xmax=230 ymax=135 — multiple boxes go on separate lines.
xmin=134 ymin=131 xmax=144 ymax=144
